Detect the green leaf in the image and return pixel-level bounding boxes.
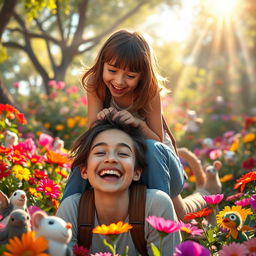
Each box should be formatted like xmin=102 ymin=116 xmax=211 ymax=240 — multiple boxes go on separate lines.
xmin=150 ymin=243 xmax=160 ymax=256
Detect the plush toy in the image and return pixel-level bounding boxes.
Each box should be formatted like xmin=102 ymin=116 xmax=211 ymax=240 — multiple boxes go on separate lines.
xmin=0 ymin=190 xmax=28 ymax=225
xmin=0 ymin=209 xmax=31 ymax=245
xmin=216 ymin=205 xmax=253 ymax=243
xmin=32 ymin=211 xmax=73 ymax=256
xmin=4 ymin=130 xmax=18 ymax=148
xmin=53 ymin=137 xmax=65 ymax=153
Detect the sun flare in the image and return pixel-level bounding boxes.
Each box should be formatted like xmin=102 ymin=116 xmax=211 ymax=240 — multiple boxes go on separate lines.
xmin=205 ymin=0 xmax=239 ymax=18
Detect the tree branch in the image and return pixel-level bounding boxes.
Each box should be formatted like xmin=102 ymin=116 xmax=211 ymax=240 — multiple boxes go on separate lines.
xmin=80 ymin=0 xmax=148 ymax=46
xmin=56 ymin=0 xmax=65 ymax=43
xmin=0 ymin=0 xmax=18 ymax=40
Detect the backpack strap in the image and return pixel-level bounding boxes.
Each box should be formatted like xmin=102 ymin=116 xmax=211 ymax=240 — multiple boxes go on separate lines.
xmin=77 ymin=188 xmax=95 ymax=249
xmin=77 ymin=184 xmax=148 ymax=255
xmin=129 ymin=184 xmax=148 ymax=256
xmin=162 ymin=115 xmax=178 ymax=154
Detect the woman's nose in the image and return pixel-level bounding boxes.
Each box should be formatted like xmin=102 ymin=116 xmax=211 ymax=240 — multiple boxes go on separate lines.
xmin=104 ymin=153 xmax=117 ymax=163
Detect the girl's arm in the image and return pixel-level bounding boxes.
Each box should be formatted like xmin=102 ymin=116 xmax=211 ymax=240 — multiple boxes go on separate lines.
xmin=87 ymin=90 xmax=104 ymax=127
xmin=142 ymin=92 xmax=163 ymax=141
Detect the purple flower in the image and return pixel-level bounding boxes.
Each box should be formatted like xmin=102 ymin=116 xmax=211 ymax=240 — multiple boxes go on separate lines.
xmin=173 ymin=240 xmax=210 ymax=256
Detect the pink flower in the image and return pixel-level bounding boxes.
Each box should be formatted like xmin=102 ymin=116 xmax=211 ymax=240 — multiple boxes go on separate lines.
xmin=146 ymin=216 xmax=180 ymax=234
xmin=37 ymin=178 xmax=60 ymax=199
xmin=13 ymin=82 xmax=20 ymax=89
xmin=235 ymin=198 xmax=251 ymax=207
xmin=48 ymin=80 xmax=57 ymax=87
xmin=243 ymin=237 xmax=256 ymax=255
xmin=174 ymin=240 xmax=210 ymax=256
xmin=57 ymin=81 xmax=65 ymax=89
xmin=73 ymin=244 xmax=89 ymax=256
xmin=17 ymin=138 xmax=37 ymax=154
xmin=91 ymin=254 xmax=119 ymax=256
xmin=226 ymin=192 xmax=244 ymax=201
xmin=66 ymin=85 xmax=79 ymax=94
xmin=202 ymin=194 xmax=224 ymax=205
xmin=218 ymin=242 xmax=248 ymax=256
xmin=178 ymin=221 xmax=203 ymax=236
xmin=209 ymin=149 xmax=222 ymax=160
xmin=251 ymin=195 xmax=256 ymax=213
xmin=38 ymin=133 xmax=54 ymax=149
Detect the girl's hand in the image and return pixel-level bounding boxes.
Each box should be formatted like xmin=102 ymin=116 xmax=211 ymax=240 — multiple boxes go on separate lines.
xmin=112 ymin=110 xmax=141 ymax=127
xmin=97 ymin=107 xmax=117 ymax=120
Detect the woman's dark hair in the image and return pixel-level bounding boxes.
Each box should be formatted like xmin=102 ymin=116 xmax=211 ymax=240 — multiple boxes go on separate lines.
xmin=70 ymin=115 xmax=147 ymax=171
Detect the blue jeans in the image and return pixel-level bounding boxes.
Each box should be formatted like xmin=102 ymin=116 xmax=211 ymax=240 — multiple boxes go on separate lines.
xmin=61 ymin=139 xmax=184 ymax=201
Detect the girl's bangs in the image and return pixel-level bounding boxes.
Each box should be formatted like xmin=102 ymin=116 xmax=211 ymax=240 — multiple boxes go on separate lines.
xmin=103 ymin=44 xmax=145 ymax=72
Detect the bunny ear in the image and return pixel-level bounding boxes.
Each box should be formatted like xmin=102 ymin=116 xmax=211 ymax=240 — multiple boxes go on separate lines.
xmin=0 ymin=191 xmax=10 ymax=210
xmin=32 ymin=211 xmax=47 ymax=229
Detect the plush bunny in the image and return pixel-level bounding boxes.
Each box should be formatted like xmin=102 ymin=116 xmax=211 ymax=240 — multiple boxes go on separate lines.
xmin=0 ymin=209 xmax=31 ymax=245
xmin=53 ymin=137 xmax=65 ymax=153
xmin=0 ymin=190 xmax=28 ymax=225
xmin=4 ymin=130 xmax=18 ymax=148
xmin=32 ymin=211 xmax=73 ymax=256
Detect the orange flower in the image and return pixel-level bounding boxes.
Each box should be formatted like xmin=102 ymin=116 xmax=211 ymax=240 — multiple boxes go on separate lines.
xmin=184 ymin=207 xmax=213 ymax=221
xmin=93 ymin=221 xmax=132 ymax=235
xmin=220 ymin=174 xmax=234 ymax=183
xmin=46 ymin=150 xmax=71 ymax=166
xmin=3 ymin=231 xmax=48 ymax=256
xmin=234 ymin=171 xmax=256 ymax=192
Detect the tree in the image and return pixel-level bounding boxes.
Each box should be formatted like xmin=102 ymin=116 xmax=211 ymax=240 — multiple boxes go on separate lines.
xmin=1 ymin=0 xmax=173 ymax=95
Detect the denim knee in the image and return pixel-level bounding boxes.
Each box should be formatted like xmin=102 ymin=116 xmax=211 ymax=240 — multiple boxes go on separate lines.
xmin=141 ymin=139 xmax=184 ymax=197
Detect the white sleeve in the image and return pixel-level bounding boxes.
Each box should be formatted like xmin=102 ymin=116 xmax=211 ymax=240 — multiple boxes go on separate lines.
xmin=145 ymin=189 xmax=181 ymax=256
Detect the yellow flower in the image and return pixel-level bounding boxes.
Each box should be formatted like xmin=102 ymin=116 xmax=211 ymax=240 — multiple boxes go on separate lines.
xmin=188 ymin=175 xmax=196 ymax=183
xmin=4 ymin=231 xmax=49 ymax=256
xmin=43 ymin=122 xmax=51 ymax=129
xmin=93 ymin=221 xmax=132 ymax=235
xmin=12 ymin=165 xmax=31 ymax=181
xmin=243 ymin=133 xmax=255 ymax=143
xmin=230 ymin=139 xmax=239 ymax=151
xmin=28 ymin=187 xmax=43 ymax=198
xmin=67 ymin=118 xmax=76 ymax=128
xmin=55 ymin=124 xmax=64 ymax=131
xmin=79 ymin=118 xmax=87 ymax=127
xmin=220 ymin=174 xmax=234 ymax=183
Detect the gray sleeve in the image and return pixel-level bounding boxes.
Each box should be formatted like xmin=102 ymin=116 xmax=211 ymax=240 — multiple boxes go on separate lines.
xmin=145 ymin=189 xmax=181 ymax=256
xmin=56 ymin=194 xmax=81 ymax=248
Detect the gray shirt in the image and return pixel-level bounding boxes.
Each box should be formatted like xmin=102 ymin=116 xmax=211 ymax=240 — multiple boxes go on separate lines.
xmin=56 ymin=189 xmax=181 ymax=255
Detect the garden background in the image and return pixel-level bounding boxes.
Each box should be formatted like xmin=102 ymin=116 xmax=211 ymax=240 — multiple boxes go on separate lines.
xmin=0 ymin=0 xmax=255 ymax=255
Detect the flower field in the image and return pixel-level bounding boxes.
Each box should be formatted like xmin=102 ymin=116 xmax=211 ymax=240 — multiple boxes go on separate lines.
xmin=0 ymin=102 xmax=255 ymax=255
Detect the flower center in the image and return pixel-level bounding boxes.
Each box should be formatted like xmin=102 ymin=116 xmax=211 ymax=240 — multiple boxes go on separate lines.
xmin=45 ymin=186 xmax=52 ymax=192
xmin=21 ymin=250 xmax=34 ymax=256
xmin=250 ymin=247 xmax=256 ymax=252
xmin=181 ymin=227 xmax=192 ymax=234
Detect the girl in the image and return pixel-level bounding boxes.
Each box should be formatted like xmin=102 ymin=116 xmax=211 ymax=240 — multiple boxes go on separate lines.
xmin=62 ymin=29 xmax=221 ymax=219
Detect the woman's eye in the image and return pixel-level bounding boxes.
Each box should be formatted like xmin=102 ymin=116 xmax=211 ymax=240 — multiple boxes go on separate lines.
xmin=95 ymin=152 xmax=105 ymax=156
xmin=118 ymin=152 xmax=129 ymax=157
xmin=108 ymin=69 xmax=116 ymax=73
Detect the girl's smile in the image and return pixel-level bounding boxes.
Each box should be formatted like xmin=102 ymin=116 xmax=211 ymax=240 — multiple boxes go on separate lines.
xmin=103 ymin=62 xmax=141 ymax=101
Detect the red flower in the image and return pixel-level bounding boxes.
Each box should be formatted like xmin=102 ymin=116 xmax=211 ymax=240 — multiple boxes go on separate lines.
xmin=37 ymin=178 xmax=60 ymax=199
xmin=244 ymin=116 xmax=256 ymax=129
xmin=241 ymin=158 xmax=256 ymax=170
xmin=0 ymin=104 xmax=27 ymax=124
xmin=234 ymin=171 xmax=256 ymax=192
xmin=0 ymin=146 xmax=11 ymax=154
xmin=73 ymin=244 xmax=89 ymax=256
xmin=184 ymin=207 xmax=213 ymax=221
xmin=0 ymin=161 xmax=11 ymax=179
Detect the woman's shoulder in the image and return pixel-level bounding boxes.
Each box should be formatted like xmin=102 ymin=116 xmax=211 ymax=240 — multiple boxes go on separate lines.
xmin=56 ymin=193 xmax=81 ymax=216
xmin=145 ymin=189 xmax=176 ymax=218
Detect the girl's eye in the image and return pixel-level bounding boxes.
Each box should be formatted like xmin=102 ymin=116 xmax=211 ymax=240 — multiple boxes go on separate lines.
xmin=108 ymin=69 xmax=116 ymax=73
xmin=127 ymin=75 xmax=136 ymax=79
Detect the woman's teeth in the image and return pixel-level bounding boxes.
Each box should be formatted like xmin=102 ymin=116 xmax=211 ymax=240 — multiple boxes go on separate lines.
xmin=99 ymin=169 xmax=121 ymax=177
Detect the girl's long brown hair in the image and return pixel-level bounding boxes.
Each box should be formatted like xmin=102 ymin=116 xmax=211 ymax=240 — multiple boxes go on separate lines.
xmin=81 ymin=29 xmax=163 ymax=116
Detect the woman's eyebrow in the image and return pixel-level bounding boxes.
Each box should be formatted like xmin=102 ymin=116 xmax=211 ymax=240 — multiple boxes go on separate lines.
xmin=91 ymin=142 xmax=133 ymax=152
